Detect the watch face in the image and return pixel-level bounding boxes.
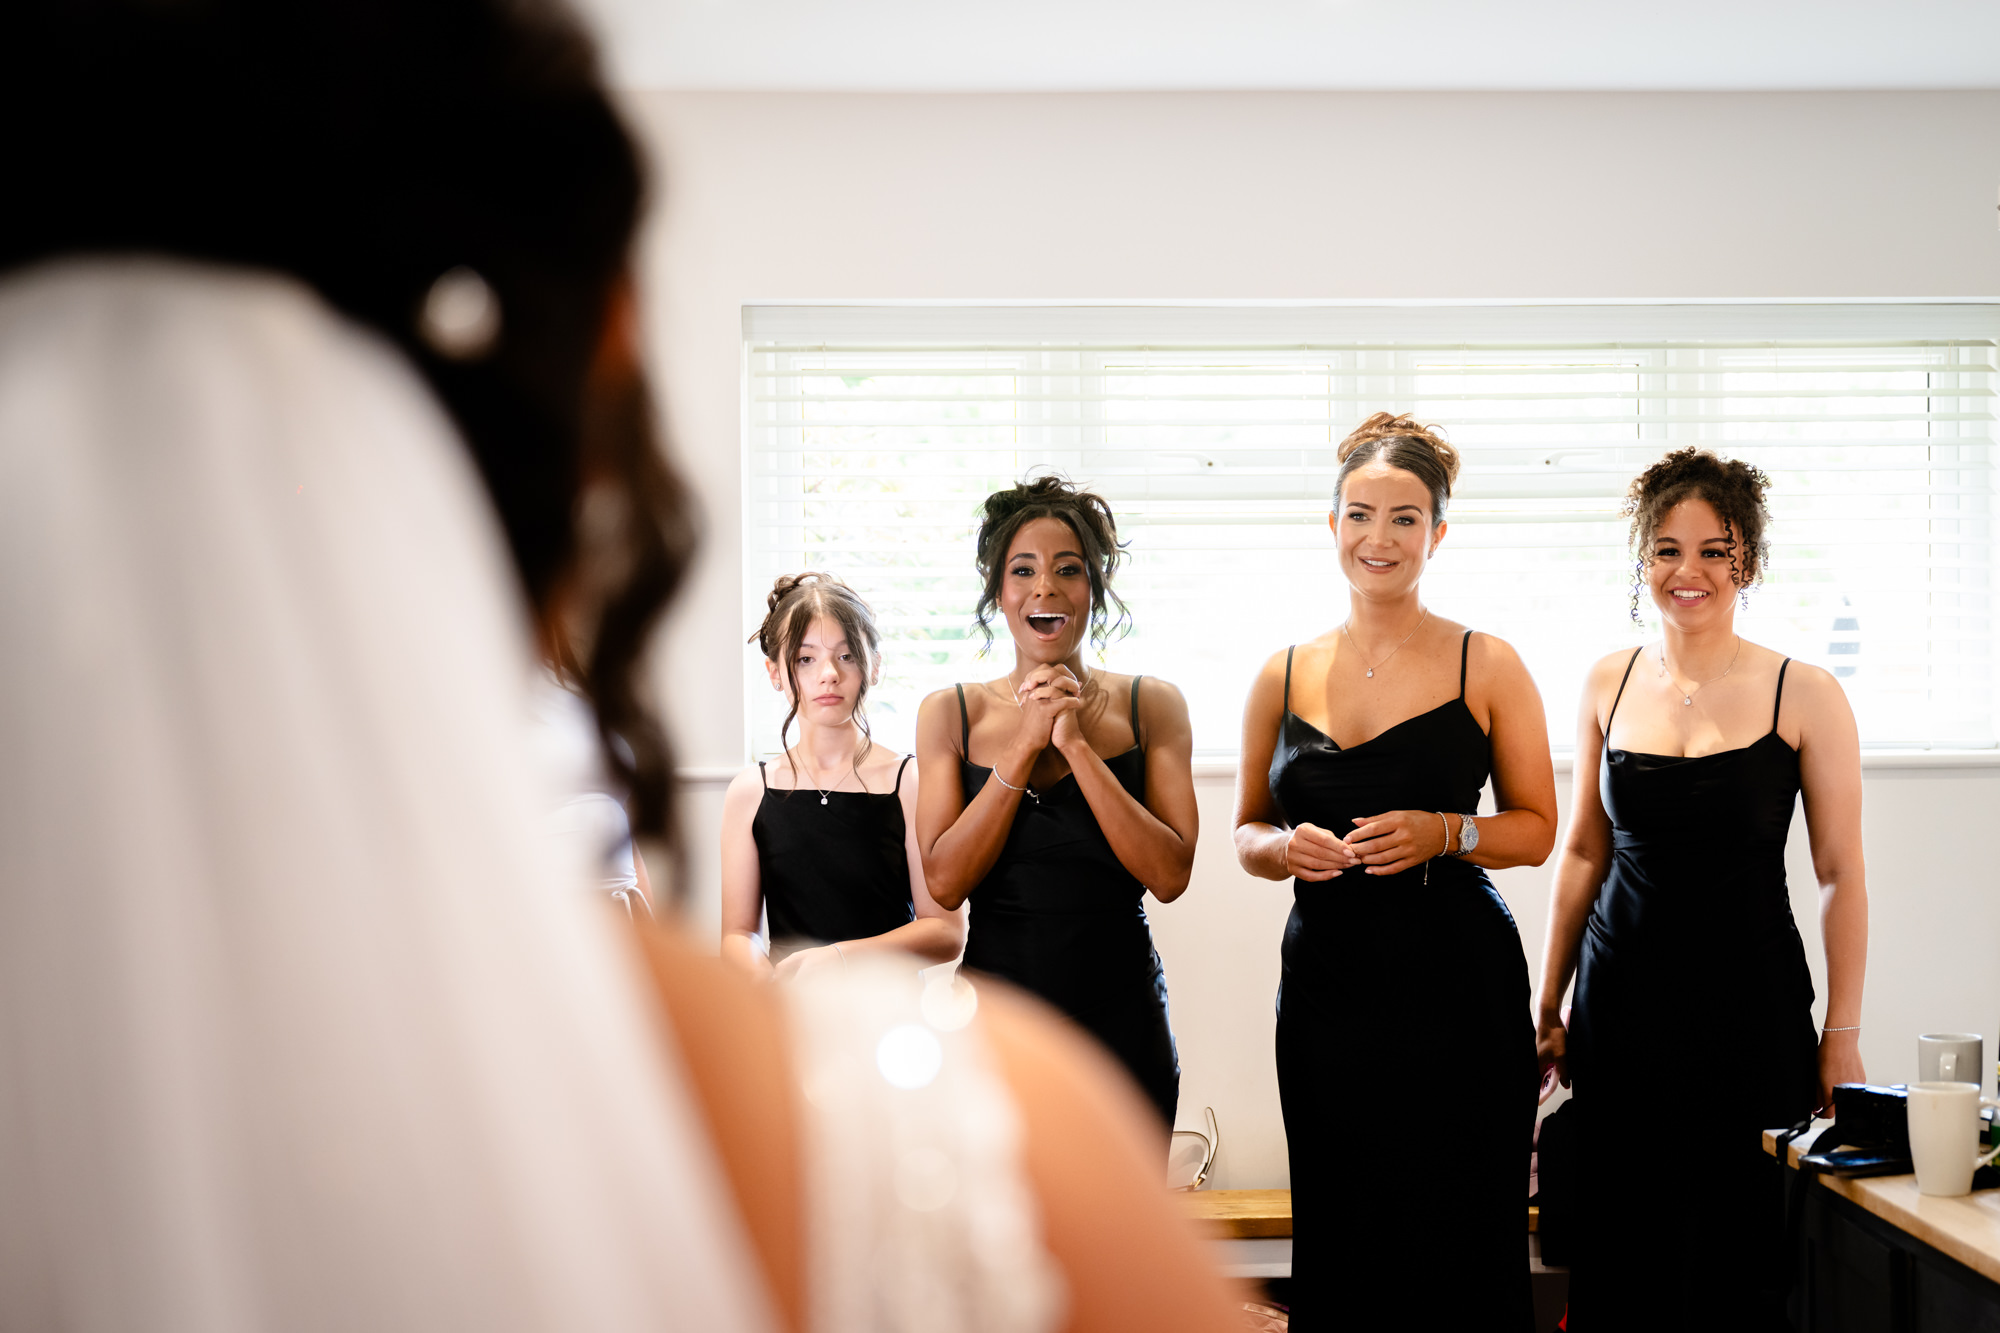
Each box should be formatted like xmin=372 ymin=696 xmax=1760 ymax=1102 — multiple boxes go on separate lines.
xmin=1460 ymin=817 xmax=1478 ymax=853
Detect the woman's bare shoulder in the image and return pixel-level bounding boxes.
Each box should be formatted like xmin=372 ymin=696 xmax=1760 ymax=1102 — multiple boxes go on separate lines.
xmin=723 ymin=764 xmax=767 ymax=809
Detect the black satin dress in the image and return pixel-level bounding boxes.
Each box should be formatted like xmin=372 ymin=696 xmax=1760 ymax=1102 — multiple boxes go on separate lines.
xmin=1271 ymin=633 xmax=1537 ymax=1332
xmin=957 ymin=677 xmax=1180 ymax=1129
xmin=751 ymin=755 xmax=916 ymax=953
xmin=1568 ymin=653 xmax=1817 ymax=1333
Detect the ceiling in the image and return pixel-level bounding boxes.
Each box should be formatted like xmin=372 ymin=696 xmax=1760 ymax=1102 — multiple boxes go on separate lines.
xmin=576 ymin=0 xmax=2000 ymax=92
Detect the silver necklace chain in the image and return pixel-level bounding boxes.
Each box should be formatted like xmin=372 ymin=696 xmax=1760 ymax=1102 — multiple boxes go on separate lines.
xmin=790 ymin=749 xmax=857 ymax=804
xmin=1342 ymin=608 xmax=1429 ymax=679
xmin=1657 ymin=635 xmax=1743 ymax=706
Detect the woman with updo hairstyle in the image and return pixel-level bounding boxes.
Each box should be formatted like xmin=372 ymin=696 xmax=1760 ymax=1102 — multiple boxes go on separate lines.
xmin=1536 ymin=448 xmax=1868 ymax=1332
xmin=916 ymin=475 xmax=1198 ymax=1131
xmin=719 ymin=573 xmax=963 ymax=980
xmin=1233 ymin=412 xmax=1558 ymax=1330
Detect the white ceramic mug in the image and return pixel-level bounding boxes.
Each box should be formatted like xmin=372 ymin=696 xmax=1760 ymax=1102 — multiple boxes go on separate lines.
xmin=1906 ymin=1082 xmax=2000 ymax=1197
xmin=1919 ymin=1033 xmax=1984 ymax=1086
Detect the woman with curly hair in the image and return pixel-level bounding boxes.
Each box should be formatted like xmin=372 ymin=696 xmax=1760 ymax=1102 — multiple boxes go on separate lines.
xmin=1536 ymin=448 xmax=1868 ymax=1331
xmin=1233 ymin=412 xmax=1558 ymax=1331
xmin=915 ymin=476 xmax=1197 ymax=1131
xmin=719 ymin=572 xmax=963 ymax=980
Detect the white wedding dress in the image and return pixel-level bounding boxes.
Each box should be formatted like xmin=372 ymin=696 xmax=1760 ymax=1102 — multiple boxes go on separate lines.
xmin=0 ymin=259 xmax=1059 ymax=1333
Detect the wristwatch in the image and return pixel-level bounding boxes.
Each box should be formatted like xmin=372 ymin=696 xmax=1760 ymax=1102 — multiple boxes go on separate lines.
xmin=1453 ymin=814 xmax=1480 ymax=856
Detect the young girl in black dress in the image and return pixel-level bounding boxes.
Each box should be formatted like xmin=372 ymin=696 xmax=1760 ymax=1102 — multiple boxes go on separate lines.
xmin=1234 ymin=414 xmax=1559 ymax=1332
xmin=1538 ymin=450 xmax=1868 ymax=1331
xmin=720 ymin=573 xmax=964 ymax=980
xmin=914 ymin=477 xmax=1198 ymax=1131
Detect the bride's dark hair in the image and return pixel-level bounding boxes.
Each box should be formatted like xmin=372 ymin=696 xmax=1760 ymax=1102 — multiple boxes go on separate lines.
xmin=1 ymin=0 xmax=690 ymax=850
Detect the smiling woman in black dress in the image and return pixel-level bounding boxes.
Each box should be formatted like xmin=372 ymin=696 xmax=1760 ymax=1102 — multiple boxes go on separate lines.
xmin=915 ymin=477 xmax=1197 ymax=1131
xmin=1234 ymin=413 xmax=1559 ymax=1332
xmin=1537 ymin=450 xmax=1868 ymax=1332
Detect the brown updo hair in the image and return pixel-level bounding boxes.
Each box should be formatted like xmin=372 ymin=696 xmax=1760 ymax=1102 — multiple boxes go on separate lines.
xmin=1334 ymin=413 xmax=1461 ymax=525
xmin=972 ymin=475 xmax=1130 ymax=653
xmin=1622 ymin=448 xmax=1772 ymax=623
xmin=750 ymin=572 xmax=883 ymax=785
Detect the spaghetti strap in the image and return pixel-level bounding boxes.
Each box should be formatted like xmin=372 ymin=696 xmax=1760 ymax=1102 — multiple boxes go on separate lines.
xmin=1284 ymin=645 xmax=1295 ymax=713
xmin=1605 ymin=647 xmax=1644 ymax=733
xmin=1129 ymin=675 xmax=1145 ymax=751
xmin=954 ymin=682 xmax=970 ymax=758
xmin=1458 ymin=630 xmax=1472 ymax=699
xmin=757 ymin=760 xmax=767 ymax=790
xmin=1772 ymin=659 xmax=1792 ymax=734
xmin=892 ymin=752 xmax=914 ymax=792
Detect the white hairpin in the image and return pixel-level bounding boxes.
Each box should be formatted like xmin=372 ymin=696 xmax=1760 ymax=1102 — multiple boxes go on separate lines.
xmin=417 ymin=266 xmax=502 ymax=361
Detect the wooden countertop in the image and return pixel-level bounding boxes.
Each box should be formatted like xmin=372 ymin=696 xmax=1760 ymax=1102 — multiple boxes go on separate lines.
xmin=1178 ymin=1189 xmax=1541 ymax=1239
xmin=1765 ymin=1123 xmax=2000 ymax=1287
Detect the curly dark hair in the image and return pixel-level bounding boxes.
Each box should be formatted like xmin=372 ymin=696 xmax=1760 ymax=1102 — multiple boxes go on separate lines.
xmin=3 ymin=0 xmax=690 ymax=852
xmin=750 ymin=572 xmax=883 ymax=788
xmin=1622 ymin=448 xmax=1773 ymax=623
xmin=972 ymin=476 xmax=1130 ymax=653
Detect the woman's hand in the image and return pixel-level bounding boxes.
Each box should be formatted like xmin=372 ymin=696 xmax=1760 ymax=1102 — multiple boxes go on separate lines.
xmin=772 ymin=944 xmax=844 ymax=984
xmin=1285 ymin=822 xmax=1358 ymax=881
xmin=1816 ymin=1029 xmax=1866 ymax=1117
xmin=1014 ymin=665 xmax=1084 ymax=756
xmin=1347 ymin=809 xmax=1451 ymax=876
xmin=1536 ymin=1008 xmax=1570 ymax=1090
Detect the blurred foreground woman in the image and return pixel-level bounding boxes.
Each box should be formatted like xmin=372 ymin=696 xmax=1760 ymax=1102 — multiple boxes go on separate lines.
xmin=0 ymin=4 xmax=1238 ymax=1332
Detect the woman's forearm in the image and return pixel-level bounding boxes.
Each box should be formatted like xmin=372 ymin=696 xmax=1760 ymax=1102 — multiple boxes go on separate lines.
xmin=839 ymin=916 xmax=966 ymax=965
xmin=1233 ymin=822 xmax=1293 ymax=882
xmin=1455 ymin=808 xmax=1557 ymax=872
xmin=1536 ymin=851 xmax=1604 ymax=1018
xmin=924 ymin=748 xmax=1035 ymax=909
xmin=1061 ymin=742 xmax=1193 ymax=894
xmin=1820 ymin=868 xmax=1868 ymax=1028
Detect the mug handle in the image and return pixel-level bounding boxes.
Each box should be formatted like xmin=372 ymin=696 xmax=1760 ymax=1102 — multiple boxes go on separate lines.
xmin=1980 ymin=1097 xmax=2000 ymax=1170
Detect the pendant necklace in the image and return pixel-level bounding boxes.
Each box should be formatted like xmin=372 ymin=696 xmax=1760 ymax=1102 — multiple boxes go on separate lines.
xmin=1658 ymin=635 xmax=1742 ymax=706
xmin=1342 ymin=608 xmax=1429 ymax=679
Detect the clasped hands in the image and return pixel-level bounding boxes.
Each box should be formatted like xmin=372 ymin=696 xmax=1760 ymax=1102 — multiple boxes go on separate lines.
xmin=1285 ymin=810 xmax=1452 ymax=880
xmin=1012 ymin=664 xmax=1092 ymax=755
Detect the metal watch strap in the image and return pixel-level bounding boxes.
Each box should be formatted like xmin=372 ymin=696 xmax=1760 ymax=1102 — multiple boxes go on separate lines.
xmin=1453 ymin=814 xmax=1479 ymax=856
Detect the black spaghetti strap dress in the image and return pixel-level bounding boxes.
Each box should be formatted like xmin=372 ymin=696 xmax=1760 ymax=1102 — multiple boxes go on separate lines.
xmin=1567 ymin=653 xmax=1817 ymax=1333
xmin=751 ymin=755 xmax=918 ymax=956
xmin=956 ymin=676 xmax=1180 ymax=1129
xmin=1270 ymin=631 xmax=1537 ymax=1332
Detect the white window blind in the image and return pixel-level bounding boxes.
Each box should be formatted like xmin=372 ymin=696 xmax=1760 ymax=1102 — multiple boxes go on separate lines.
xmin=744 ymin=305 xmax=1999 ymax=757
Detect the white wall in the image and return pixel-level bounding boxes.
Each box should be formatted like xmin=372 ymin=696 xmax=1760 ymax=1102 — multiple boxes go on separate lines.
xmin=630 ymin=91 xmax=2000 ymax=1186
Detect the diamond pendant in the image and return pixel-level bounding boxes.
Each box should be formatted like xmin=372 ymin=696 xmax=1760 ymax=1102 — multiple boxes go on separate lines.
xmin=820 ymin=794 xmax=829 ymax=805
xmin=1365 ymin=669 xmax=1374 ymax=678
xmin=1682 ymin=696 xmax=1693 ymax=706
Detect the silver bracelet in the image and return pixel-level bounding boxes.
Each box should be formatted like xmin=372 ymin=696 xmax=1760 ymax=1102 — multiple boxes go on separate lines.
xmin=1822 ymin=1024 xmax=1860 ymax=1032
xmin=1436 ymin=811 xmax=1452 ymax=856
xmin=991 ymin=768 xmax=1036 ymax=798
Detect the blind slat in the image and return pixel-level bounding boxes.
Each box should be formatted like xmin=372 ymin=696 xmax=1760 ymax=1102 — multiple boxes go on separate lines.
xmin=750 ymin=319 xmax=2000 ymax=753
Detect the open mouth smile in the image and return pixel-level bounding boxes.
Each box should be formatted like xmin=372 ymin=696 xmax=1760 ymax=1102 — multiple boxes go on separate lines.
xmin=1669 ymin=588 xmax=1711 ymax=605
xmin=1025 ymin=612 xmax=1070 ymax=640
